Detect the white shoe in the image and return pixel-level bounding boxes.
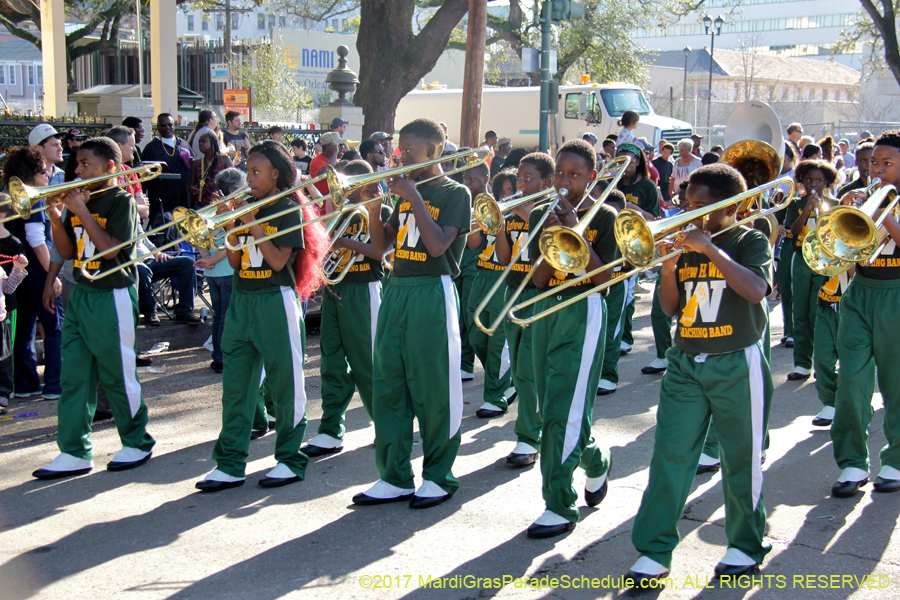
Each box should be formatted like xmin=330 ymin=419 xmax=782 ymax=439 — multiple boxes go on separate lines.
xmin=620 ymin=342 xmax=633 ymax=352
xmin=202 ymin=336 xmax=214 ymax=352
xmin=597 ymin=379 xmax=617 ymax=392
xmin=460 ymin=369 xmax=474 ymax=381
xmin=306 ymin=433 xmax=342 ymax=449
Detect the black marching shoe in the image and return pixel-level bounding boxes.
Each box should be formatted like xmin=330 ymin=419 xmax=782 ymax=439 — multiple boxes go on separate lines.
xmin=107 ymin=452 xmax=152 ymax=472
xmin=409 ymin=493 xmax=452 ymax=509
xmin=259 ymin=475 xmax=301 ymax=488
xmin=352 ymin=491 xmax=414 ymax=506
xmin=697 ymin=462 xmax=721 ymax=475
xmin=32 ymin=467 xmax=92 ymax=480
xmin=831 ymin=478 xmax=868 ymax=498
xmin=585 ymin=459 xmax=612 ymax=507
xmin=787 ymin=369 xmax=811 ymax=381
xmin=210 ymin=361 xmax=223 ymax=374
xmin=301 ymin=444 xmax=343 ymax=457
xmin=812 ymin=416 xmax=833 ymax=427
xmin=475 ymin=405 xmax=505 ymax=418
xmin=135 ymin=355 xmax=153 ymax=367
xmin=526 ymin=521 xmax=576 ymax=539
xmin=195 ymin=479 xmax=244 ymax=493
xmin=250 ymin=428 xmax=269 ymax=440
xmin=714 ymin=563 xmax=760 ymax=578
xmin=143 ymin=313 xmax=160 ymax=326
xmin=873 ymin=477 xmax=900 ymax=493
xmin=625 ymin=570 xmax=670 ymax=588
xmin=506 ymin=452 xmax=538 ymax=467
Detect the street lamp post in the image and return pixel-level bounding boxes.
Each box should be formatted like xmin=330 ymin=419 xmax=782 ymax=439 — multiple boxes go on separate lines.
xmin=682 ymin=46 xmax=690 ymax=121
xmin=703 ymin=14 xmax=724 ymax=139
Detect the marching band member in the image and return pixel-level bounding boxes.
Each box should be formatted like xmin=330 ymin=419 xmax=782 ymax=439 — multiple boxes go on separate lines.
xmin=196 ymin=141 xmax=325 ymax=492
xmin=525 ymin=139 xmax=616 ymax=538
xmin=627 ymin=164 xmax=774 ymax=584
xmin=494 ymin=153 xmax=555 ymax=465
xmin=301 ymin=160 xmax=390 ymax=457
xmin=353 ymin=118 xmax=471 ymax=509
xmin=597 ymin=189 xmax=630 ymax=396
xmin=35 ymin=137 xmax=155 ymax=479
xmin=811 ymin=267 xmax=853 ymax=428
xmin=785 ymin=160 xmax=838 ymax=381
xmin=464 ymin=167 xmax=514 ymax=418
xmin=830 ymin=131 xmax=900 ymax=497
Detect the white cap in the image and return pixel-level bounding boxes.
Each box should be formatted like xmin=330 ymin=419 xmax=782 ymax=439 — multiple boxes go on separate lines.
xmin=319 ymin=131 xmax=346 ymax=146
xmin=28 ymin=123 xmax=62 ymax=147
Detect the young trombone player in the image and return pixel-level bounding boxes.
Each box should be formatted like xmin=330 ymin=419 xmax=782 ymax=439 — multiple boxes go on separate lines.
xmin=493 ymin=152 xmax=556 ymax=465
xmin=830 ymin=130 xmax=900 ymax=497
xmin=353 ymin=118 xmax=472 ymax=509
xmin=301 ymin=160 xmax=391 ymax=457
xmin=35 ymin=137 xmax=156 ymax=479
xmin=627 ymin=164 xmax=774 ymax=584
xmin=524 ymin=140 xmax=617 ymax=538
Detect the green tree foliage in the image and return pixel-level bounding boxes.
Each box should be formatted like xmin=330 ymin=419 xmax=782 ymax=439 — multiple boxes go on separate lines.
xmin=231 ymin=35 xmax=312 ymax=114
xmin=835 ymin=1 xmax=900 ymax=88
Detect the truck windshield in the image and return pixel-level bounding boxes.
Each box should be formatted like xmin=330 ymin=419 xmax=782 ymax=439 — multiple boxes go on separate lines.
xmin=599 ymin=89 xmax=652 ymax=117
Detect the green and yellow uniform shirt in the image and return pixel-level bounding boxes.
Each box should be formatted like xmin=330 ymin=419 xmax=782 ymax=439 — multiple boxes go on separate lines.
xmin=619 ymin=176 xmax=660 ymax=218
xmin=387 ymin=178 xmax=471 ymax=278
xmin=674 ymin=226 xmax=773 ymax=355
xmin=66 ymin=187 xmax=138 ymax=290
xmin=784 ymin=194 xmax=818 ymax=249
xmin=474 ymin=231 xmax=505 ymax=273
xmin=232 ymin=195 xmax=305 ymax=291
xmin=504 ymin=213 xmax=535 ymax=290
xmin=331 ymin=204 xmax=392 ymax=284
xmin=818 ymin=271 xmax=852 ymax=308
xmin=528 ymin=201 xmax=619 ymax=297
xmin=858 ymin=238 xmax=900 ymax=280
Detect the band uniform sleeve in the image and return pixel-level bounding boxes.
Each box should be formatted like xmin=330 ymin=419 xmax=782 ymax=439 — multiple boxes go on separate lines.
xmin=592 ymin=205 xmax=620 ymax=265
xmin=737 ymin=228 xmax=774 ymax=295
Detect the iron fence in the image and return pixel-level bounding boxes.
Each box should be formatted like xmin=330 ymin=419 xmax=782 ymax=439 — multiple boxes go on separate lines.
xmin=0 ymin=116 xmax=111 ymax=153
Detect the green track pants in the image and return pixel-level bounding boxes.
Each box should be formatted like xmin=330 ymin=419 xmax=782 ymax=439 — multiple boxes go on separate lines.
xmin=57 ymin=285 xmax=154 ymax=459
xmin=633 ymin=343 xmax=773 ymax=569
xmin=372 ymin=275 xmax=463 ymax=494
xmin=601 ymin=279 xmax=628 ymax=384
xmin=317 ymin=280 xmax=382 ymax=440
xmin=651 ymin=277 xmax=674 ymax=360
xmin=791 ymin=253 xmax=824 ymax=369
xmin=455 ymin=248 xmax=479 ymax=373
xmin=505 ymin=287 xmax=540 ymax=451
xmin=831 ymin=276 xmax=897 ymax=472
xmin=814 ymin=304 xmax=840 ymax=409
xmin=532 ymin=292 xmax=610 ymax=522
xmin=213 ymin=287 xmax=308 ymax=479
xmin=777 ymin=243 xmax=794 ymax=339
xmin=466 ymin=271 xmax=512 ymax=410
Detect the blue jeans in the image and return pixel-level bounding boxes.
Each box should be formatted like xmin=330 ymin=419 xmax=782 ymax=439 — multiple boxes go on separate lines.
xmin=14 ymin=276 xmax=63 ymax=395
xmin=136 ymin=256 xmax=197 ymax=316
xmin=206 ymin=275 xmax=232 ymax=363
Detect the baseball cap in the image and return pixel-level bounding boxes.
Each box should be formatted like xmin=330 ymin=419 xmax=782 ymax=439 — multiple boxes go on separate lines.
xmin=330 ymin=117 xmax=350 ymax=128
xmin=839 ymin=138 xmax=850 ymax=146
xmin=582 ymin=132 xmax=598 ymax=141
xmin=28 ymin=123 xmax=63 ymax=147
xmin=634 ymin=140 xmax=651 ymax=151
xmin=691 ymin=133 xmax=703 ymax=141
xmin=65 ymin=128 xmax=88 ymax=140
xmin=370 ymin=131 xmax=393 ymax=142
xmin=498 ymin=137 xmax=511 ymax=146
xmin=319 ymin=131 xmax=347 ymax=146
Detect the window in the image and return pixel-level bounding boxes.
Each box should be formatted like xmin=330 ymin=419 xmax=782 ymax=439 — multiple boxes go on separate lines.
xmin=733 ymin=83 xmax=740 ymax=101
xmin=8 ymin=65 xmax=15 ymax=85
xmin=37 ymin=66 xmax=42 ymax=85
xmin=599 ymin=88 xmax=652 ymax=116
xmin=258 ymin=13 xmax=265 ymax=29
xmin=27 ymin=65 xmax=34 ymax=86
xmin=832 ymin=90 xmax=839 ymax=101
xmin=845 ymin=90 xmax=851 ymax=102
xmin=808 ymin=88 xmax=815 ymax=101
xmin=279 ymin=16 xmax=286 ymax=28
xmin=565 ymin=93 xmax=580 ymax=119
xmin=332 ymin=19 xmax=339 ymax=29
xmin=268 ymin=14 xmax=275 ymax=29
xmin=0 ymin=67 xmax=5 ymax=85
xmin=202 ymin=16 xmax=208 ymax=31
xmin=821 ymin=89 xmax=827 ymax=101
xmin=187 ymin=15 xmax=194 ymax=31
xmin=781 ymin=85 xmax=788 ymax=101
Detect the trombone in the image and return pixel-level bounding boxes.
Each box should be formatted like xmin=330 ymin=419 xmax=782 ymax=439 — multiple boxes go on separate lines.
xmin=226 ymin=147 xmax=492 ymax=251
xmin=813 ymin=181 xmax=900 ymax=264
xmin=507 ymin=176 xmax=796 ymax=328
xmin=472 ymin=188 xmax=559 ymax=236
xmin=472 ymin=155 xmax=632 ymax=335
xmin=1 ymin=163 xmax=163 ymax=224
xmin=79 ymin=184 xmax=271 ymax=280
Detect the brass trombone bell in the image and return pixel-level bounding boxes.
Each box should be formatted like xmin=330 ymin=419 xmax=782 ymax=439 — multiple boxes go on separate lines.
xmin=721 ymin=140 xmax=782 ymax=190
xmin=537 ymin=155 xmax=632 ymax=273
xmin=1 ymin=163 xmax=163 ymax=224
xmin=814 ymin=183 xmax=900 ymax=263
xmin=473 ymin=189 xmax=558 ymax=236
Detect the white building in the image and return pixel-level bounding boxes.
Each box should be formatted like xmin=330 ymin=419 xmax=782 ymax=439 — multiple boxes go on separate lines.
xmin=633 ymin=0 xmax=864 ymax=68
xmin=176 ymin=3 xmax=360 ymax=42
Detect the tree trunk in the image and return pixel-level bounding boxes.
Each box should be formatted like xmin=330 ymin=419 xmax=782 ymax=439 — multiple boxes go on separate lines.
xmin=860 ymin=0 xmax=900 ymax=89
xmin=355 ymin=0 xmax=469 ymax=139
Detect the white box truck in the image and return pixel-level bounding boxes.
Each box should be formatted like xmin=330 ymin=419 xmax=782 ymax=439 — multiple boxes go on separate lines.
xmin=393 ymin=83 xmax=693 ymax=152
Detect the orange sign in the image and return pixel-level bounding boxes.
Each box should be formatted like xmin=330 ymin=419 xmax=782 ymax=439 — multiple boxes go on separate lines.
xmin=224 ymin=88 xmax=252 ymax=122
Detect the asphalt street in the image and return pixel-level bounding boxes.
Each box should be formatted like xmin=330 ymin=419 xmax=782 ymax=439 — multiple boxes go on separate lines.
xmin=0 ymin=284 xmax=897 ymax=600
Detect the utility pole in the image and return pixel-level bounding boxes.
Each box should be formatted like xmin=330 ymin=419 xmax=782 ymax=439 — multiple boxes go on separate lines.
xmin=539 ymin=1 xmax=584 ymax=153
xmin=459 ymin=0 xmax=487 ymax=149
xmin=224 ymin=0 xmax=232 ymax=88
